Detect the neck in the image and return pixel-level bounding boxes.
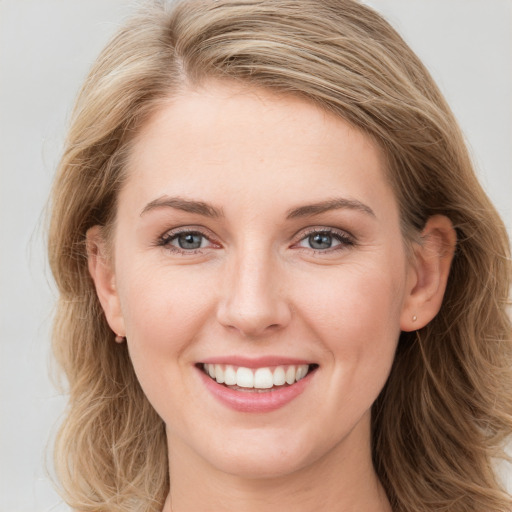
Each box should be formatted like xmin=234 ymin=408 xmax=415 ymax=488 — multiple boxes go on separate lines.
xmin=162 ymin=415 xmax=391 ymax=512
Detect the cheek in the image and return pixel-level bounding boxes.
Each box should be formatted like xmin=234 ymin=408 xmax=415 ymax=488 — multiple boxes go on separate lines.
xmin=294 ymin=261 xmax=405 ymax=391
xmin=115 ymin=262 xmax=220 ymax=424
xmin=297 ymin=259 xmax=405 ymax=335
xmin=116 ymin=261 xmax=217 ymax=370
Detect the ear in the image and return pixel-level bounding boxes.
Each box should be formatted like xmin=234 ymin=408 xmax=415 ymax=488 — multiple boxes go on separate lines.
xmin=86 ymin=225 xmax=125 ymax=339
xmin=400 ymin=215 xmax=456 ymax=332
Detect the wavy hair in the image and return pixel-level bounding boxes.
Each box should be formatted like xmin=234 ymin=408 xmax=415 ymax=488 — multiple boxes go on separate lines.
xmin=48 ymin=1 xmax=512 ymax=510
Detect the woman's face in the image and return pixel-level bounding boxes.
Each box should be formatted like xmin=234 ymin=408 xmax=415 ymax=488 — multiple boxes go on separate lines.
xmin=98 ymin=82 xmax=419 ymax=479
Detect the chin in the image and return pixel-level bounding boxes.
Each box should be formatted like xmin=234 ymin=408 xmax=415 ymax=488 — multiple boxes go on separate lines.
xmin=193 ymin=427 xmax=335 ymax=481
xmin=210 ymin=450 xmax=312 ymax=480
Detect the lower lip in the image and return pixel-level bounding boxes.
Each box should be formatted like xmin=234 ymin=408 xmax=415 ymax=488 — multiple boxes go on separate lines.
xmin=198 ymin=368 xmax=314 ymax=413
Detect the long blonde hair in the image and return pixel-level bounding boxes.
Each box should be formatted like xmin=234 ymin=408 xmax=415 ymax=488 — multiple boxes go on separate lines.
xmin=48 ymin=1 xmax=512 ymax=510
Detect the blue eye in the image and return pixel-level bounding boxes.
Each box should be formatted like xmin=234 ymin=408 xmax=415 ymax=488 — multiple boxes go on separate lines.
xmin=297 ymin=229 xmax=352 ymax=251
xmin=308 ymin=232 xmax=336 ymax=250
xmin=160 ymin=230 xmax=212 ymax=251
xmin=174 ymin=232 xmax=206 ymax=250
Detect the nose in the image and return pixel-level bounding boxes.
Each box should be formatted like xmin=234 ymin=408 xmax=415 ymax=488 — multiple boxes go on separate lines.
xmin=216 ymin=249 xmax=292 ymax=338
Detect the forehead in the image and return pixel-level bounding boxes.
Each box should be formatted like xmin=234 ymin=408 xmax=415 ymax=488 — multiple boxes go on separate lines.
xmin=123 ymin=81 xmax=396 ymax=220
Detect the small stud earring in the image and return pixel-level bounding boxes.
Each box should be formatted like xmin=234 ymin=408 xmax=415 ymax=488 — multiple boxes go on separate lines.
xmin=114 ymin=334 xmax=125 ymax=343
xmin=412 ymin=315 xmax=417 ymax=322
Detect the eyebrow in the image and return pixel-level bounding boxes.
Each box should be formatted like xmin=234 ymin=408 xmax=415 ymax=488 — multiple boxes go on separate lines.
xmin=286 ymin=198 xmax=375 ymax=219
xmin=140 ymin=196 xmax=223 ymax=218
xmin=140 ymin=195 xmax=374 ymax=220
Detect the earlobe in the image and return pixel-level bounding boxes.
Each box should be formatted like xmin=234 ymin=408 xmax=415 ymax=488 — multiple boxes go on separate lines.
xmin=86 ymin=226 xmax=125 ymax=337
xmin=400 ymin=215 xmax=456 ymax=332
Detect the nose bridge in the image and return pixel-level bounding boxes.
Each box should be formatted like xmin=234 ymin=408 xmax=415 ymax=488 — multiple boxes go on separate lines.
xmin=217 ymin=241 xmax=291 ymax=337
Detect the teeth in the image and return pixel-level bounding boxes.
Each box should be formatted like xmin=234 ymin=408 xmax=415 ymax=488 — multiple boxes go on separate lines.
xmin=254 ymin=368 xmax=273 ymax=389
xmin=214 ymin=364 xmax=224 ymax=384
xmin=236 ymin=367 xmax=254 ymax=388
xmin=285 ymin=365 xmax=296 ymax=385
xmin=273 ymin=366 xmax=286 ymax=386
xmin=202 ymin=363 xmax=311 ymax=389
xmin=224 ymin=365 xmax=236 ymax=385
xmin=296 ymin=365 xmax=307 ymax=380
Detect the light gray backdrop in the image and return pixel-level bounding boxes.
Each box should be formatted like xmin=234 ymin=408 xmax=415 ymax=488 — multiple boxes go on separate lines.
xmin=0 ymin=1 xmax=511 ymax=511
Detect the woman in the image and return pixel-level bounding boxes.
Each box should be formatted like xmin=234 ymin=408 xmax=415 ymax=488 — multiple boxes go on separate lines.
xmin=48 ymin=0 xmax=512 ymax=511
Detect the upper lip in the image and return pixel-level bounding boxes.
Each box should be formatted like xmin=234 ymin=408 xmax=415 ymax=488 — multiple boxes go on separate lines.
xmin=199 ymin=356 xmax=314 ymax=368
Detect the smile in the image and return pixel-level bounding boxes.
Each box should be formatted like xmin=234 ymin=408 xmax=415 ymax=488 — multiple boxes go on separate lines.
xmin=202 ymin=363 xmax=313 ymax=391
xmin=197 ymin=361 xmax=318 ymax=413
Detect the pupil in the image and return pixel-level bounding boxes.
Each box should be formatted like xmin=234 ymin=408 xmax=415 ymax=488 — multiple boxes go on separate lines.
xmin=309 ymin=233 xmax=332 ymax=249
xmin=178 ymin=233 xmax=202 ymax=249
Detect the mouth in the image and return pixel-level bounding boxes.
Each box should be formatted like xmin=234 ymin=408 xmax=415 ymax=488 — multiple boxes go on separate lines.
xmin=198 ymin=363 xmax=319 ymax=393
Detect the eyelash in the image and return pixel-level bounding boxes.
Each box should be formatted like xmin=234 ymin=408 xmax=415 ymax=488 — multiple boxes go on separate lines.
xmin=156 ymin=226 xmax=355 ymax=255
xmin=156 ymin=227 xmax=218 ymax=254
xmin=294 ymin=227 xmax=355 ymax=254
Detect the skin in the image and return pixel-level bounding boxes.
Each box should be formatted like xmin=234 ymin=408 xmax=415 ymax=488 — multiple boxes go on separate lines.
xmin=88 ymin=81 xmax=456 ymax=512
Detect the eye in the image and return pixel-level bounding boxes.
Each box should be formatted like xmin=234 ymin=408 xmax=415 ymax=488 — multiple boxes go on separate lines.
xmin=296 ymin=228 xmax=354 ymax=252
xmin=172 ymin=232 xmax=208 ymax=250
xmin=158 ymin=229 xmax=217 ymax=253
xmin=304 ymin=232 xmax=338 ymax=250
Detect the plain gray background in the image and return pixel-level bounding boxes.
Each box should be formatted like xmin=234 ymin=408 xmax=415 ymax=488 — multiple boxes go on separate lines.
xmin=1 ymin=1 xmax=511 ymax=511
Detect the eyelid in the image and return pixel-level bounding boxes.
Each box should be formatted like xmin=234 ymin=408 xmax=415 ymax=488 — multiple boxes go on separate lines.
xmin=294 ymin=226 xmax=354 ymax=241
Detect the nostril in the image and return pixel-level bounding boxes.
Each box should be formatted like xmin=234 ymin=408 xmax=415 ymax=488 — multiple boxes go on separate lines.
xmin=216 ymin=298 xmax=293 ymax=338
